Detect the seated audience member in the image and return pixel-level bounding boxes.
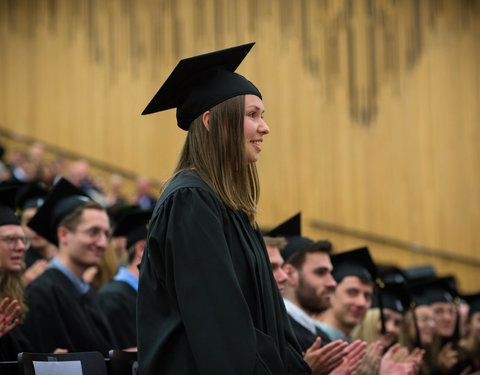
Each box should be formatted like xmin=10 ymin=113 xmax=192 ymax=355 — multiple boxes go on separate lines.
xmin=399 ymin=276 xmax=438 ymax=374
xmin=99 ymin=208 xmax=152 ymax=349
xmin=22 ymin=178 xmax=118 ymax=355
xmin=15 ymin=182 xmax=56 ymax=285
xmin=452 ymin=292 xmax=480 ymax=373
xmin=264 ymin=221 xmax=365 ymax=375
xmin=0 ymin=185 xmax=33 ymax=360
xmin=283 ymin=239 xmax=338 ymax=350
xmin=353 ymin=268 xmax=411 ymax=350
xmin=131 ymin=176 xmax=157 ymax=211
xmin=266 ymin=213 xmax=333 ymax=350
xmin=316 ymin=247 xmax=377 ymax=343
xmin=427 ymin=276 xmax=462 ymax=374
xmin=263 ymin=236 xmax=289 ymax=294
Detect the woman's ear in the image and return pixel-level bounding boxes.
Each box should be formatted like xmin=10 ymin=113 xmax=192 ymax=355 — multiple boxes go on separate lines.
xmin=202 ymin=111 xmax=210 ymax=131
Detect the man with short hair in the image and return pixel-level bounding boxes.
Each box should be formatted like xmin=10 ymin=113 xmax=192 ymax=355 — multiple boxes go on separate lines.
xmin=99 ymin=208 xmax=152 ymax=349
xmin=283 ymin=240 xmax=338 ymax=350
xmin=263 ymin=236 xmax=288 ymax=294
xmin=317 ymin=247 xmax=376 ymax=343
xmin=22 ymin=178 xmax=118 ymax=354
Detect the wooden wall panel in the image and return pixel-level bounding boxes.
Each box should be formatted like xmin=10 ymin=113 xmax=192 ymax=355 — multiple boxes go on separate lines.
xmin=1 ymin=0 xmax=479 ymax=291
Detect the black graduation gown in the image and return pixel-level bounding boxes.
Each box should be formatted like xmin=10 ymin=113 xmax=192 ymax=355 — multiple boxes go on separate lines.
xmin=288 ymin=316 xmax=332 ymax=352
xmin=137 ymin=170 xmax=312 ymax=375
xmin=99 ymin=280 xmax=137 ymax=349
xmin=21 ymin=268 xmax=118 ymax=355
xmin=0 ymin=324 xmax=34 ymax=361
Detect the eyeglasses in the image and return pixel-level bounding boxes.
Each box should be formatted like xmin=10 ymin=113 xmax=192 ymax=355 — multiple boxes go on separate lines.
xmin=0 ymin=235 xmax=31 ymax=249
xmin=75 ymin=227 xmax=112 ymax=242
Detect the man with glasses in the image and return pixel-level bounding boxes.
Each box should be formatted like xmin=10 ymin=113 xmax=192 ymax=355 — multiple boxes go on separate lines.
xmin=21 ymin=178 xmax=118 ymax=355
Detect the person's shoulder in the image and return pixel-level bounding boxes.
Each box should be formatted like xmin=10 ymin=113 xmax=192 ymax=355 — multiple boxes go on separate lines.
xmin=99 ymin=280 xmax=135 ymax=296
xmin=26 ymin=268 xmax=73 ymax=297
xmin=165 ymin=170 xmax=211 ymax=194
xmin=158 ymin=170 xmax=219 ymax=207
xmin=27 ymin=267 xmax=62 ymax=288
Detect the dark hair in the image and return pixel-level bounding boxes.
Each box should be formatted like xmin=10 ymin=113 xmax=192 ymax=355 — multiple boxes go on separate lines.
xmin=286 ymin=240 xmax=332 ymax=270
xmin=58 ymin=201 xmax=105 ymax=232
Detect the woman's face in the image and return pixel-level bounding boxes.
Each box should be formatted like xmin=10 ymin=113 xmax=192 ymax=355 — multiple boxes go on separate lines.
xmin=468 ymin=312 xmax=480 ymax=342
xmin=244 ymin=95 xmax=269 ymax=163
xmin=432 ymin=301 xmax=457 ymax=338
xmin=376 ymin=308 xmax=403 ymax=348
xmin=411 ymin=305 xmax=436 ymax=346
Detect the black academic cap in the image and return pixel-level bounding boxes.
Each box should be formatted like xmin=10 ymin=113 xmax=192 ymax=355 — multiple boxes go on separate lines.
xmin=331 ymin=247 xmax=377 ymax=284
xmin=426 ymin=276 xmax=459 ymax=304
xmin=464 ymin=292 xmax=480 ymax=314
xmin=27 ymin=178 xmax=93 ymax=246
xmin=373 ymin=282 xmax=411 ymax=314
xmin=113 ymin=208 xmax=153 ymax=249
xmin=107 ymin=203 xmax=138 ymax=229
xmin=403 ymin=265 xmax=437 ymax=283
xmin=142 ymin=43 xmax=262 ymax=130
xmin=266 ymin=212 xmax=301 ymax=238
xmin=0 ymin=184 xmax=21 ymax=226
xmin=266 ymin=213 xmax=315 ymax=262
xmin=15 ymin=182 xmax=48 ymax=213
xmin=409 ymin=276 xmax=458 ymax=306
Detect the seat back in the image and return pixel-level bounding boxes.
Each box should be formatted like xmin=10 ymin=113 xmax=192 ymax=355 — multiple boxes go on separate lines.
xmin=17 ymin=351 xmax=107 ymax=375
xmin=108 ymin=350 xmax=138 ymax=375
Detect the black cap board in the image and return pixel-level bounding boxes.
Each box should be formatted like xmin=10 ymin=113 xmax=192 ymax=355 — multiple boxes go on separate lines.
xmin=464 ymin=292 xmax=480 ymax=315
xmin=113 ymin=208 xmax=153 ymax=249
xmin=373 ymin=282 xmax=411 ymax=314
xmin=0 ymin=184 xmax=21 ymax=226
xmin=142 ymin=43 xmax=262 ymax=130
xmin=331 ymin=247 xmax=377 ymax=284
xmin=403 ymin=265 xmax=436 ymax=283
xmin=265 ymin=212 xmax=314 ymax=262
xmin=15 ymin=182 xmax=48 ymax=213
xmin=408 ymin=276 xmax=458 ymax=306
xmin=27 ymin=178 xmax=93 ymax=246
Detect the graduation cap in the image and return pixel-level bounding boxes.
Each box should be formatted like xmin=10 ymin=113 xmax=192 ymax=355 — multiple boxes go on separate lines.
xmin=426 ymin=276 xmax=459 ymax=305
xmin=15 ymin=182 xmax=48 ymax=213
xmin=377 ymin=265 xmax=408 ymax=285
xmin=408 ymin=275 xmax=458 ymax=306
xmin=142 ymin=42 xmax=262 ymax=130
xmin=265 ymin=213 xmax=314 ymax=262
xmin=331 ymin=247 xmax=377 ymax=284
xmin=0 ymin=184 xmax=21 ymax=226
xmin=27 ymin=178 xmax=93 ymax=246
xmin=464 ymin=292 xmax=480 ymax=315
xmin=107 ymin=203 xmax=138 ymax=229
xmin=403 ymin=265 xmax=436 ymax=283
xmin=373 ymin=282 xmax=411 ymax=314
xmin=113 ymin=208 xmax=153 ymax=249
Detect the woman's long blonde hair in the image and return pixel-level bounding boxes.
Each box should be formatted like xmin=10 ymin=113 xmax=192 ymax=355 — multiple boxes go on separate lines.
xmin=163 ymin=95 xmax=259 ymax=223
xmin=0 ymin=267 xmax=28 ymax=320
xmin=352 ymin=308 xmax=382 ymax=344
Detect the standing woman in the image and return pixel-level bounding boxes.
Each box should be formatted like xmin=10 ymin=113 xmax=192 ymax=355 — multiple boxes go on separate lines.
xmin=137 ymin=43 xmax=312 ymax=375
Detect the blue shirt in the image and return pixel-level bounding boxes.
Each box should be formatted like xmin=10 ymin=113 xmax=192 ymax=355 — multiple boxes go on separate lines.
xmin=315 ymin=321 xmax=351 ymax=343
xmin=114 ymin=266 xmax=139 ymax=292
